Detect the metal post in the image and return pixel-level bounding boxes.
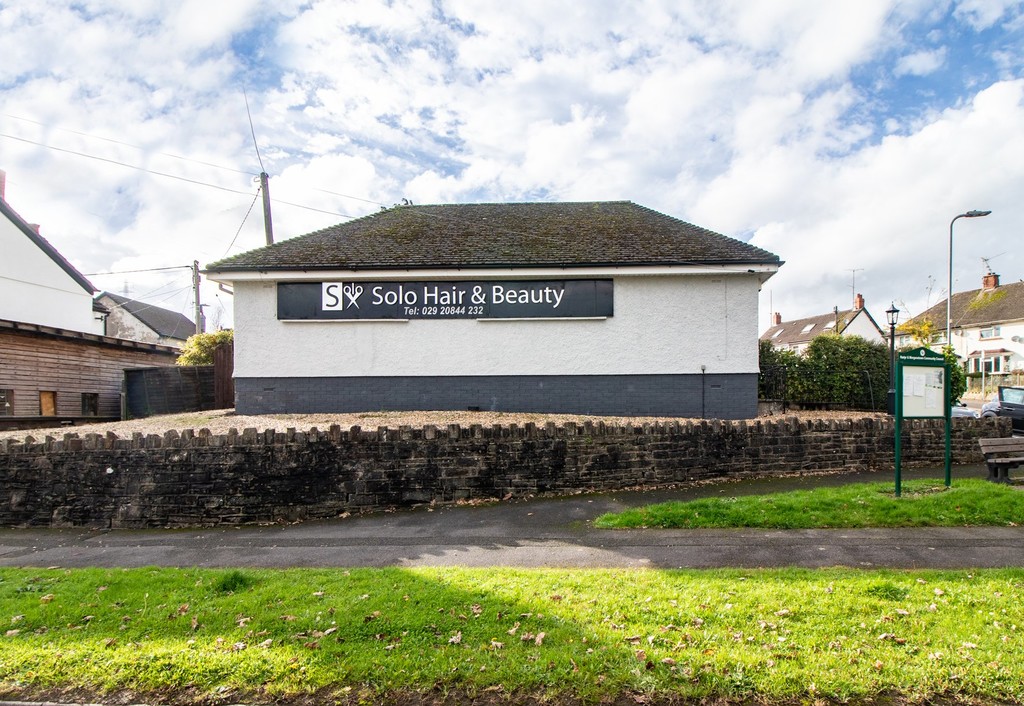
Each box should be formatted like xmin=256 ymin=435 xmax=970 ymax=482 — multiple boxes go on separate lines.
xmin=948 ymin=210 xmax=992 ymax=346
xmin=888 ymin=320 xmax=896 ymax=414
xmin=894 ymin=370 xmax=902 ymax=498
xmin=945 ymin=361 xmax=952 ymax=487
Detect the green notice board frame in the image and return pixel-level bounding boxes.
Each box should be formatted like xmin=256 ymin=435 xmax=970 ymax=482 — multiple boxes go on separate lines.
xmin=894 ymin=347 xmax=951 ymax=497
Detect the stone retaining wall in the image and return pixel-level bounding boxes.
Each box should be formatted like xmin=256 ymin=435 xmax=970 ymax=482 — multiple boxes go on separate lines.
xmin=0 ymin=416 xmax=1007 ymax=528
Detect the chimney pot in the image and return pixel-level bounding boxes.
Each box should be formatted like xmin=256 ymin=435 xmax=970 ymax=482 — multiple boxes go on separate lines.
xmin=772 ymin=312 xmax=782 ymax=325
xmin=854 ymin=293 xmax=864 ymax=310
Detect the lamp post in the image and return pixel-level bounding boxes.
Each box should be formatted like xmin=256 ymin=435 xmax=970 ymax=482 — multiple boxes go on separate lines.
xmin=886 ymin=303 xmax=900 ymax=415
xmin=947 ymin=210 xmax=992 ymax=347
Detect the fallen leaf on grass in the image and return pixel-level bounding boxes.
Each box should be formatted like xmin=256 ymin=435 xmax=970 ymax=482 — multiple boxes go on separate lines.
xmin=40 ymin=594 xmax=54 ymax=604
xmin=5 ymin=630 xmax=20 ymax=637
xmin=448 ymin=631 xmax=462 ymax=644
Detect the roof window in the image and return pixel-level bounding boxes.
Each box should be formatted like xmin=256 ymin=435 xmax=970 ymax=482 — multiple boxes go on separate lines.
xmin=801 ymin=323 xmax=815 ymax=334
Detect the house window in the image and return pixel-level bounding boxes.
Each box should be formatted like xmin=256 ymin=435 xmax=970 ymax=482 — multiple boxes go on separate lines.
xmin=771 ymin=329 xmax=783 ymax=339
xmin=801 ymin=323 xmax=815 ymax=334
xmin=979 ymin=326 xmax=1001 ymax=339
xmin=0 ymin=389 xmax=12 ymax=416
xmin=39 ymin=391 xmax=56 ymax=416
xmin=976 ymin=356 xmax=1004 ymax=374
xmin=81 ymin=393 xmax=99 ymax=416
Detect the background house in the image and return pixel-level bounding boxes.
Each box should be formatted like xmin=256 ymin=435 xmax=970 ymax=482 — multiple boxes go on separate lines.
xmin=0 ymin=170 xmax=178 ymax=428
xmin=0 ymin=173 xmax=105 ymax=335
xmin=96 ymin=291 xmax=195 ymax=349
xmin=899 ymin=272 xmax=1024 ymax=386
xmin=760 ymin=293 xmax=885 ymax=354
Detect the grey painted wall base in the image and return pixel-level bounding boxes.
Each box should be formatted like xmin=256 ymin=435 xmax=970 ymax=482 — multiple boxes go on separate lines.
xmin=235 ymin=373 xmax=758 ymax=419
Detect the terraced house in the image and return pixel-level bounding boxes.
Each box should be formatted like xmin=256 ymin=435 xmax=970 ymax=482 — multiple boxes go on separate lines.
xmin=899 ymin=271 xmax=1024 ymax=384
xmin=207 ymin=201 xmax=782 ymax=419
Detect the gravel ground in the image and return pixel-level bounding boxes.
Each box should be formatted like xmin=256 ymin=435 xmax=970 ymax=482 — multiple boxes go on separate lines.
xmin=0 ymin=408 xmax=887 ymax=442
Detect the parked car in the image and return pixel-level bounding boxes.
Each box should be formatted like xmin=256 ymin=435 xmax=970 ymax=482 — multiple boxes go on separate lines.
xmin=951 ymin=402 xmax=979 ymax=419
xmin=981 ymin=386 xmax=1024 ymax=433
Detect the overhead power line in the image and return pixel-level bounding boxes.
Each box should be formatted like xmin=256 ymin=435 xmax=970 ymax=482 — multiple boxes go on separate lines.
xmin=0 ymin=132 xmax=361 ymax=219
xmin=85 ymin=265 xmax=193 ymax=276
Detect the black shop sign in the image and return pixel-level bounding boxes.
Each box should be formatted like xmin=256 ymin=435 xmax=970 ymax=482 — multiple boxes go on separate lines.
xmin=278 ymin=280 xmax=613 ymax=320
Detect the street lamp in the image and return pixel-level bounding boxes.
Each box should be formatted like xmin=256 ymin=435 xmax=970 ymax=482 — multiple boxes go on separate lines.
xmin=886 ymin=303 xmax=900 ymax=415
xmin=947 ymin=210 xmax=992 ymax=347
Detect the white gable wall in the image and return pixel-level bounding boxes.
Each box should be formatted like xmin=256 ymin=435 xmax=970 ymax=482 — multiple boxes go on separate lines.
xmin=843 ymin=311 xmax=884 ymax=344
xmin=0 ymin=216 xmax=99 ymax=333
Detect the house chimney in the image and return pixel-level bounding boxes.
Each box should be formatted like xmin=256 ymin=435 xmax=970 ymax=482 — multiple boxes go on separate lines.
xmin=983 ymin=272 xmax=1000 ymax=290
xmin=773 ymin=312 xmax=782 ymax=326
xmin=854 ymin=293 xmax=864 ymax=310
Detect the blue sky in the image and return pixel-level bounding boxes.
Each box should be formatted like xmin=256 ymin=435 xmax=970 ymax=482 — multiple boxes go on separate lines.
xmin=0 ymin=0 xmax=1022 ymax=331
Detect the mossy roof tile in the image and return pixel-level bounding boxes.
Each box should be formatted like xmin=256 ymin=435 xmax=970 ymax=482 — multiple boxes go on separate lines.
xmin=206 ymin=201 xmax=781 ymax=272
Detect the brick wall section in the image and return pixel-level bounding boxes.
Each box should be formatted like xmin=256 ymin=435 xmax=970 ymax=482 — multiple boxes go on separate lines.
xmin=0 ymin=416 xmax=1008 ymax=528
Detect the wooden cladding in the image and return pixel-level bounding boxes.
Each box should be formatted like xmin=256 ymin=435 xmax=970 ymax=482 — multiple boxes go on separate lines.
xmin=0 ymin=327 xmax=178 ymax=418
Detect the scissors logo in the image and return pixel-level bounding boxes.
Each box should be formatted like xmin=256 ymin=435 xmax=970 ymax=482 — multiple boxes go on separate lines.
xmin=342 ymin=284 xmax=363 ymax=309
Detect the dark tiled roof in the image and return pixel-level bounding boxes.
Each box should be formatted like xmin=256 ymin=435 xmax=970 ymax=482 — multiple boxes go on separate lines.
xmin=206 ymin=201 xmax=782 ymax=273
xmin=98 ymin=292 xmax=195 ymax=341
xmin=1 ymin=198 xmax=95 ymax=294
xmin=908 ymin=278 xmax=1024 ymax=329
xmin=761 ymin=309 xmax=863 ymax=347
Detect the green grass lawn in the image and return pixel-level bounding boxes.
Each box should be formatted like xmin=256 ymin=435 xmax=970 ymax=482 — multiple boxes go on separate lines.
xmin=593 ymin=478 xmax=1024 ymax=530
xmin=0 ymin=566 xmax=1022 ymax=704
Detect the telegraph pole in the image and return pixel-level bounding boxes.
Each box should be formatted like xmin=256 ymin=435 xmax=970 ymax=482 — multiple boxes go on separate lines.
xmin=260 ymin=172 xmax=274 ymax=246
xmin=192 ymin=260 xmax=205 ymax=334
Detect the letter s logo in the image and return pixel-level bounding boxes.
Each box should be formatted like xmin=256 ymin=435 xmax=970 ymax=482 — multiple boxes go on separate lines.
xmin=323 ymin=283 xmax=341 ymax=310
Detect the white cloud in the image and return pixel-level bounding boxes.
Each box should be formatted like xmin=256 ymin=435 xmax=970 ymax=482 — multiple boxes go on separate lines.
xmin=0 ymin=0 xmax=1020 ymax=333
xmin=894 ymin=47 xmax=948 ymax=77
xmin=953 ymin=0 xmax=1022 ymax=30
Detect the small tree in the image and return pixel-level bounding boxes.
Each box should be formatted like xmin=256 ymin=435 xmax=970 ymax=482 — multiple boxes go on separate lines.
xmin=897 ymin=317 xmax=938 ymax=347
xmin=177 ymin=330 xmax=233 ymax=366
xmin=943 ymin=344 xmax=967 ymax=405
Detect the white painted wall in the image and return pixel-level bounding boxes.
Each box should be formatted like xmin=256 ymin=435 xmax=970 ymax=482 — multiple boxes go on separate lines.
xmin=844 ymin=311 xmax=884 ymax=344
xmin=232 ymin=273 xmax=762 ymax=377
xmin=0 ymin=215 xmax=100 ymax=333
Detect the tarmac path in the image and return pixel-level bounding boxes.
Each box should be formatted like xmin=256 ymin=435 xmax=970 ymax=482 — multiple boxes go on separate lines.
xmin=0 ymin=464 xmax=1020 ymax=570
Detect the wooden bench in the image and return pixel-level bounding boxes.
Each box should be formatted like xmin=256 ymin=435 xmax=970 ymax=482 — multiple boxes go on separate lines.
xmin=978 ymin=437 xmax=1024 ymax=483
